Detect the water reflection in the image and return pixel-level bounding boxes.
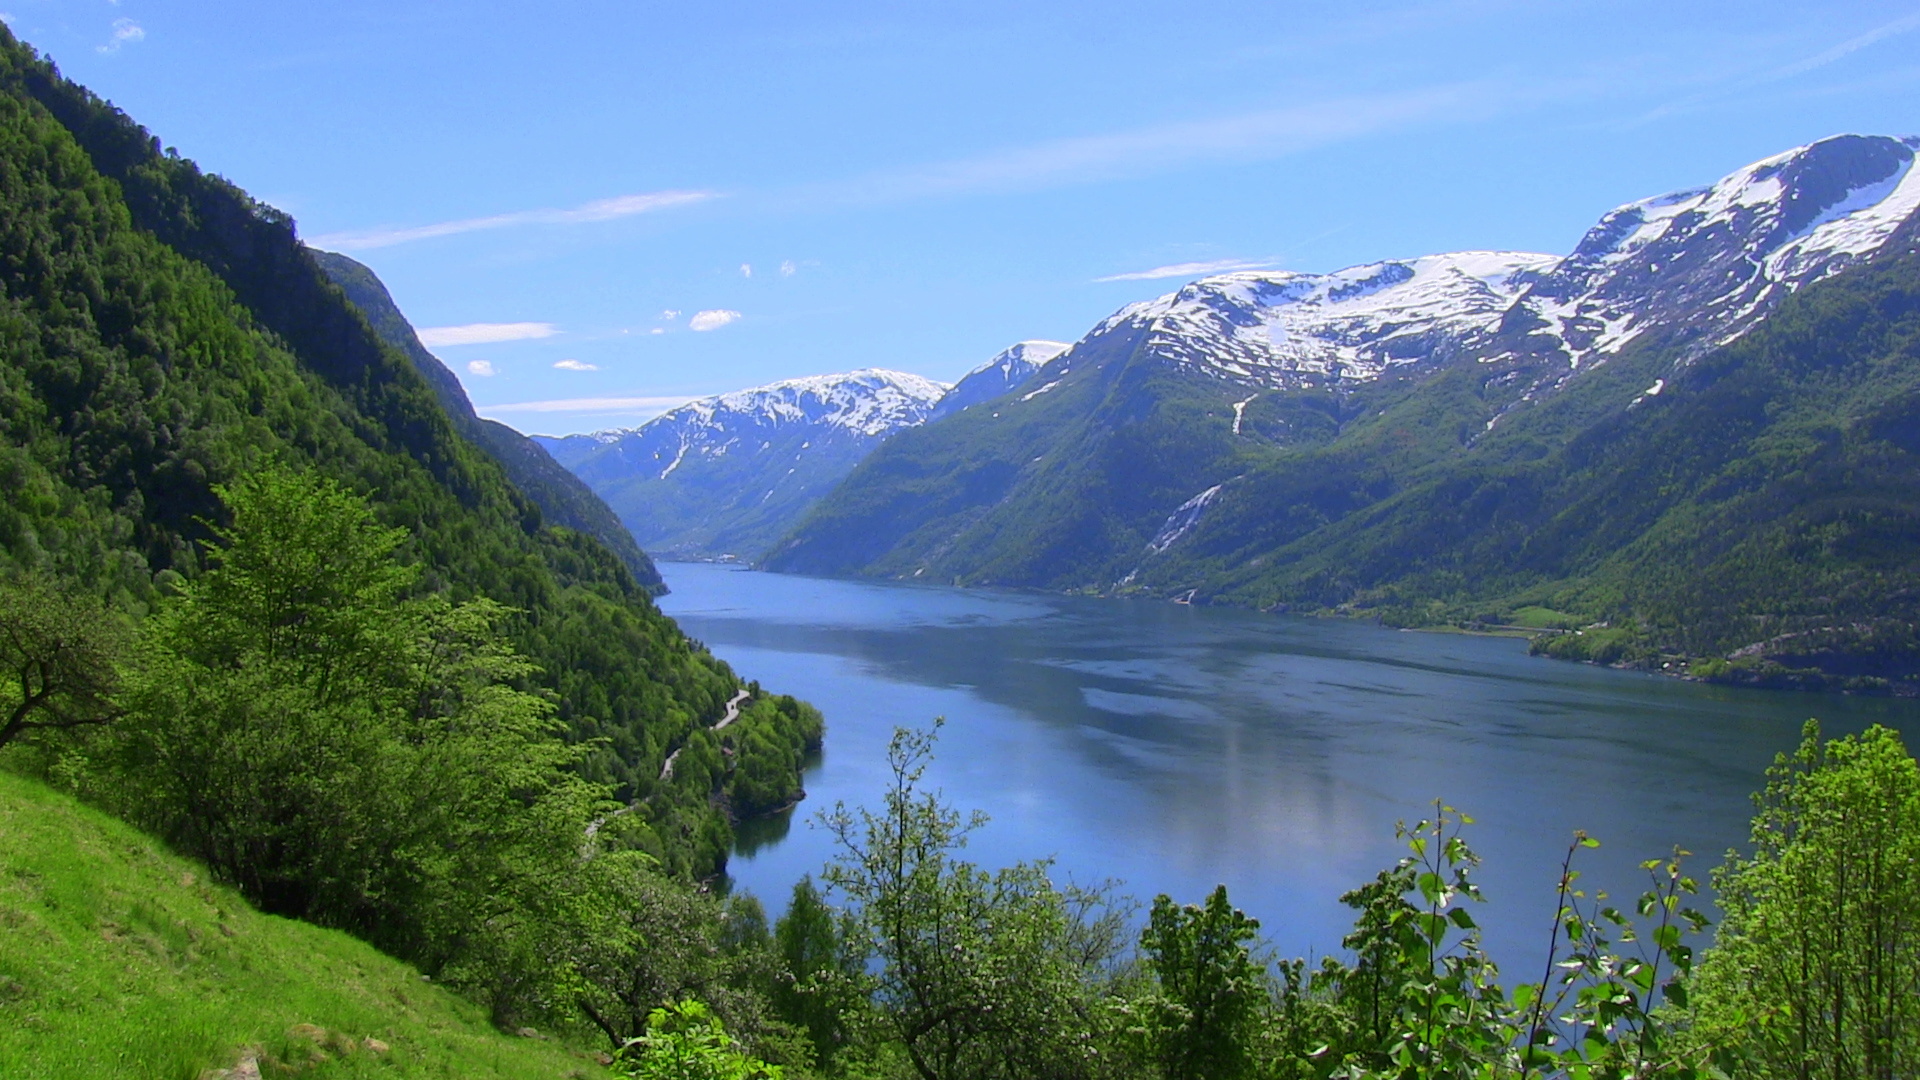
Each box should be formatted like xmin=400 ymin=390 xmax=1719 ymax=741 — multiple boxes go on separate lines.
xmin=659 ymin=562 xmax=1919 ymax=969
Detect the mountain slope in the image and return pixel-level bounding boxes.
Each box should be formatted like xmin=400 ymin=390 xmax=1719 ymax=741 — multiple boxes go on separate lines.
xmin=0 ymin=771 xmax=603 ymax=1079
xmin=928 ymin=339 xmax=1066 ymax=420
xmin=0 ymin=27 xmax=806 ymax=873
xmin=312 ymin=249 xmax=664 ymax=593
xmin=537 ymin=369 xmax=949 ymax=559
xmin=768 ymin=135 xmax=1920 ymax=685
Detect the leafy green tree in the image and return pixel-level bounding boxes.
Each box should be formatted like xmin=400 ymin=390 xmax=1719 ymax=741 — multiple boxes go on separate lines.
xmin=771 ymin=876 xmax=858 ymax=1070
xmin=819 ymin=722 xmax=1130 ymax=1080
xmin=0 ymin=574 xmax=125 ymax=750
xmin=1137 ymin=885 xmax=1265 ymax=1080
xmin=93 ymin=468 xmax=607 ymax=1021
xmin=1691 ymin=721 xmax=1920 ymax=1080
xmin=572 ymin=855 xmax=781 ymax=1054
xmin=617 ymin=999 xmax=784 ymax=1080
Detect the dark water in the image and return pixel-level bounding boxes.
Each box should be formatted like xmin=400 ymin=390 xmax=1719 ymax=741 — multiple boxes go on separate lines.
xmin=658 ymin=561 xmax=1919 ymax=969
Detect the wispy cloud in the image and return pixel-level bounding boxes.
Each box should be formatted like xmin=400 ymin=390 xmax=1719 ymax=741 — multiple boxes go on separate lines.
xmin=1096 ymin=258 xmax=1277 ymax=283
xmin=417 ymin=322 xmax=558 ymax=348
xmin=1628 ymin=11 xmax=1920 ymax=128
xmin=97 ymin=17 xmax=143 ymax=54
xmin=308 ymin=190 xmax=716 ymax=251
xmin=553 ymin=359 xmax=598 ymax=371
xmin=466 ymin=360 xmax=496 ymax=377
xmin=689 ymin=309 xmax=742 ymax=332
xmin=814 ymin=82 xmax=1495 ymax=205
xmin=477 ymin=395 xmax=694 ymax=415
xmin=740 ymin=263 xmax=754 ymax=278
xmin=780 ymin=260 xmax=797 ymax=277
xmin=1774 ymin=11 xmax=1920 ymax=78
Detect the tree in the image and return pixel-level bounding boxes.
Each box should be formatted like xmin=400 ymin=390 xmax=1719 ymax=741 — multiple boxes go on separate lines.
xmin=818 ymin=722 xmax=1128 ymax=1080
xmin=1691 ymin=721 xmax=1920 ymax=1080
xmin=1138 ymin=885 xmax=1265 ymax=1080
xmin=771 ymin=876 xmax=857 ymax=1069
xmin=96 ymin=467 xmax=607 ymax=1021
xmin=616 ymin=999 xmax=784 ymax=1080
xmin=0 ymin=575 xmax=126 ymax=750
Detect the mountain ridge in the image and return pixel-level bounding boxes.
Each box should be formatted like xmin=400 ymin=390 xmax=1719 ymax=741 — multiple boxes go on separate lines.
xmin=537 ymin=368 xmax=951 ymax=559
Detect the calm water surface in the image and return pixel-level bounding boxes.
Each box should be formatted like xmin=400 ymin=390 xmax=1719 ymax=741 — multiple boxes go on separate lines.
xmin=658 ymin=561 xmax=1920 ymax=968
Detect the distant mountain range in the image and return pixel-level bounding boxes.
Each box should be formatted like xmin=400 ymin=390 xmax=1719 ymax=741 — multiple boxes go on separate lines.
xmin=536 ymin=368 xmax=956 ymax=559
xmin=759 ymin=134 xmax=1920 ymax=690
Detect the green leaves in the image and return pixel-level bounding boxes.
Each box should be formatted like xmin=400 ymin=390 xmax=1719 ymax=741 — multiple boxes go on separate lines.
xmin=1690 ymin=721 xmax=1920 ymax=1078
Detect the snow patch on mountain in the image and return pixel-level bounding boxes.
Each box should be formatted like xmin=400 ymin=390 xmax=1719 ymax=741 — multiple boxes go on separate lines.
xmin=1087 ymin=135 xmax=1920 ymax=394
xmin=1095 ymin=252 xmax=1557 ymax=387
xmin=655 ymin=368 xmax=951 ymax=440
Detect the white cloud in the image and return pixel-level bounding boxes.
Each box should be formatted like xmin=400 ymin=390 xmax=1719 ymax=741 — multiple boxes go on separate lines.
xmin=815 ymin=82 xmax=1494 ymax=205
xmin=780 ymin=260 xmax=797 ymax=277
xmin=649 ymin=327 xmax=666 ymax=335
xmin=308 ymin=189 xmax=715 ymax=251
xmin=416 ymin=322 xmax=558 ymax=347
xmin=0 ymin=14 xmax=16 ymax=28
xmin=661 ymin=309 xmax=680 ymax=320
xmin=553 ymin=359 xmax=598 ymax=371
xmin=466 ymin=360 xmax=496 ymax=377
xmin=1096 ymin=258 xmax=1276 ymax=282
xmin=740 ymin=263 xmax=754 ymax=278
xmin=688 ymin=309 xmax=742 ymax=332
xmin=477 ymin=395 xmax=694 ymax=415
xmin=1775 ymin=12 xmax=1920 ymax=78
xmin=96 ymin=17 xmax=143 ymax=54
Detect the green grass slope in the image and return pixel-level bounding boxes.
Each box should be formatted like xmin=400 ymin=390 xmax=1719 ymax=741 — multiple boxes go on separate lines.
xmin=0 ymin=771 xmax=605 ymax=1080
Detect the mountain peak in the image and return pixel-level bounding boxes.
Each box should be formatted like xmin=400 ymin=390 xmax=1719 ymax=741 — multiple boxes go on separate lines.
xmin=930 ymin=340 xmax=1069 ymax=420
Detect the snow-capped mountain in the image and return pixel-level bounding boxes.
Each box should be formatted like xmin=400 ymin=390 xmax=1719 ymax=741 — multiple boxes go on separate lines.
xmin=768 ymin=134 xmax=1920 ymax=609
xmin=537 ymin=369 xmax=949 ymax=559
xmin=1072 ymin=134 xmax=1920 ymax=397
xmin=929 ymin=340 xmax=1068 ymax=420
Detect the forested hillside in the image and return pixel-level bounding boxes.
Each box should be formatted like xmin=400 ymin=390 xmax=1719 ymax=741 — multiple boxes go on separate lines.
xmin=0 ymin=27 xmax=813 ymax=874
xmin=312 ymin=249 xmax=665 ymax=592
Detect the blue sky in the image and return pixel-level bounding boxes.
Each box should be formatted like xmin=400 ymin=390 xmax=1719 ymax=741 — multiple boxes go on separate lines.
xmin=8 ymin=1 xmax=1919 ymax=433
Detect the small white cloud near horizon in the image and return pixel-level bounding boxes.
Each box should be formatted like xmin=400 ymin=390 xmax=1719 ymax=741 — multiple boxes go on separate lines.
xmin=1097 ymin=258 xmax=1277 ymax=282
xmin=689 ymin=309 xmax=742 ymax=332
xmin=740 ymin=263 xmax=753 ymax=278
xmin=97 ymin=17 xmax=143 ymax=53
xmin=661 ymin=309 xmax=680 ymax=320
xmin=553 ymin=359 xmax=599 ymax=371
xmin=417 ymin=322 xmax=558 ymax=347
xmin=649 ymin=327 xmax=666 ymax=335
xmin=780 ymin=260 xmax=797 ymax=277
xmin=466 ymin=360 xmax=496 ymax=377
xmin=308 ymin=189 xmax=715 ymax=252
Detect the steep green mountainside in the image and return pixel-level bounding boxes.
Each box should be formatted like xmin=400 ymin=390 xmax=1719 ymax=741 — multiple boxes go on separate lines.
xmin=0 ymin=770 xmax=603 ymax=1080
xmin=771 ymin=224 xmax=1920 ymax=687
xmin=0 ymin=29 xmax=804 ymax=870
xmin=312 ymin=249 xmax=664 ymax=593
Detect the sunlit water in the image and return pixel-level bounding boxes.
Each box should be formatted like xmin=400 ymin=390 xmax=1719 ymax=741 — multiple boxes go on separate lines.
xmin=657 ymin=561 xmax=1919 ymax=970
